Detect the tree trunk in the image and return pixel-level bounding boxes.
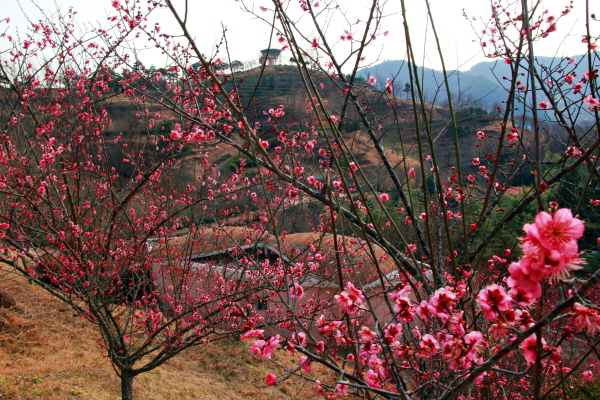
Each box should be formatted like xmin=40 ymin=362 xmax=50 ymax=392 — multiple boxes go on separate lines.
xmin=120 ymin=370 xmax=135 ymax=400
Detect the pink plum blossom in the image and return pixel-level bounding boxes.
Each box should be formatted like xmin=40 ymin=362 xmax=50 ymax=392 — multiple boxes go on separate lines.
xmin=365 ymin=369 xmax=382 ymax=388
xmin=477 ymin=284 xmax=513 ymax=322
xmin=290 ymin=282 xmax=305 ymax=299
xmin=384 ymin=323 xmax=402 ymax=344
xmin=335 ymin=383 xmax=349 ymax=397
xmin=508 ymin=209 xmax=584 ymax=300
xmin=241 ymin=329 xmax=264 ymax=340
xmin=265 ymin=373 xmax=277 ymax=386
xmin=170 ymin=129 xmax=183 ymax=140
xmin=316 ymin=315 xmax=342 ymax=336
xmin=585 ymin=69 xmax=598 ymax=80
xmin=572 ymin=303 xmax=600 ymax=333
xmin=463 ymin=331 xmax=483 ymax=361
xmin=250 ymin=335 xmax=280 ymax=359
xmin=389 ymin=286 xmax=414 ymax=322
xmin=520 ymin=334 xmax=545 ymax=365
xmin=423 ymin=287 xmax=457 ymax=323
xmin=334 ymin=282 xmax=365 ymax=314
xmin=385 ymin=78 xmax=393 ymax=93
xmin=416 ymin=334 xmax=440 ymax=359
xmin=299 ymin=355 xmax=312 ymax=372
xmin=507 ymin=129 xmax=519 ymax=142
xmin=584 ymin=94 xmax=599 ymax=110
xmin=534 ymin=208 xmax=584 ymax=251
xmin=507 ymin=261 xmax=542 ymax=304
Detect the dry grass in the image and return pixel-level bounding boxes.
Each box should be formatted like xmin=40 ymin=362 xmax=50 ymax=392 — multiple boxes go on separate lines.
xmin=0 ymin=272 xmax=326 ymax=400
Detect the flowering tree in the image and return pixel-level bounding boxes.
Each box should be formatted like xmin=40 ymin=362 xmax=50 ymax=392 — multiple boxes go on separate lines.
xmin=221 ymin=1 xmax=600 ymax=399
xmin=0 ymin=4 xmax=289 ymax=399
xmin=1 ymin=0 xmax=600 ymax=399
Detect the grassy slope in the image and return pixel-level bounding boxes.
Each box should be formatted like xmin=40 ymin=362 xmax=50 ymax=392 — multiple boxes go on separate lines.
xmin=0 ymin=272 xmax=324 ymax=400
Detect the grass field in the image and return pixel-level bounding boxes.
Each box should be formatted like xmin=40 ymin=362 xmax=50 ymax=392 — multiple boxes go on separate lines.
xmin=0 ymin=271 xmax=325 ymax=400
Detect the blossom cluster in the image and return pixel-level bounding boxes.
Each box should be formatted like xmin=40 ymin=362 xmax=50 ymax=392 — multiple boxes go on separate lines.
xmin=474 ymin=208 xmax=600 ymax=364
xmin=507 ymin=208 xmax=584 ymax=305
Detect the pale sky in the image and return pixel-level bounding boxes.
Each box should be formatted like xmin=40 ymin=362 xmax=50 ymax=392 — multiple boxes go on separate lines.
xmin=2 ymin=0 xmax=596 ymax=72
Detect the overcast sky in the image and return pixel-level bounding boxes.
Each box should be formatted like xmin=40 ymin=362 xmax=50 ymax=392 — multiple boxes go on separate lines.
xmin=3 ymin=0 xmax=596 ymax=72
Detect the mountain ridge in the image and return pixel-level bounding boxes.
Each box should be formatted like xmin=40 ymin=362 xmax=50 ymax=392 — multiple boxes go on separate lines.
xmin=360 ymin=54 xmax=593 ymax=112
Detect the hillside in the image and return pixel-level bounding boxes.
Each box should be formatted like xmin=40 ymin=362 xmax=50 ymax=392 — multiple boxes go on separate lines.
xmin=100 ymin=65 xmax=502 ymax=193
xmin=0 ymin=272 xmax=325 ymax=400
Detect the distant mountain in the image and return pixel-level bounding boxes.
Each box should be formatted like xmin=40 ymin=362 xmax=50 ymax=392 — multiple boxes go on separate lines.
xmin=361 ymin=60 xmax=505 ymax=110
xmin=465 ymin=55 xmax=591 ymax=84
xmin=360 ymin=54 xmax=593 ymax=114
